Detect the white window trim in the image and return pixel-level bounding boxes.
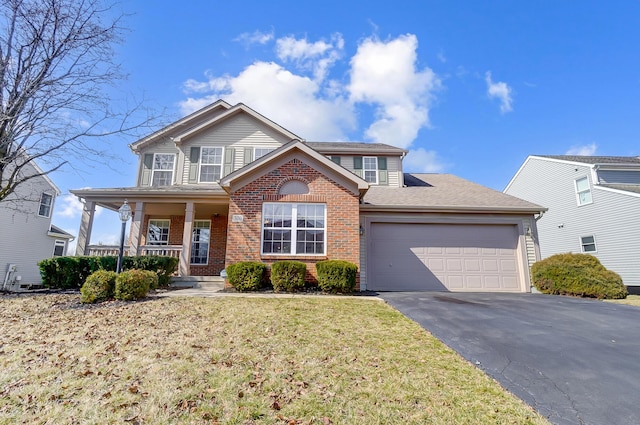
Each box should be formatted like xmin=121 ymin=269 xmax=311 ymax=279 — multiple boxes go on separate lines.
xmin=190 ymin=220 xmax=211 ymax=265
xmin=580 ymin=235 xmax=597 ymax=253
xmin=575 ymin=176 xmax=593 ymax=206
xmin=53 ymin=240 xmax=66 ymax=256
xmin=254 ymin=147 xmax=275 ymax=160
xmin=151 ymin=153 xmax=176 ymax=186
xmin=38 ymin=192 xmax=54 ymax=218
xmin=198 ymin=146 xmax=224 ymax=183
xmin=260 ymin=203 xmax=327 ymax=256
xmin=147 ymin=219 xmax=171 ymax=246
xmin=363 ymin=156 xmax=379 ymax=185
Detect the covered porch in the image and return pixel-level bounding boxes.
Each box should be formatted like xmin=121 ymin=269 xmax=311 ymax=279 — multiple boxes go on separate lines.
xmin=71 ymin=187 xmax=230 ymax=277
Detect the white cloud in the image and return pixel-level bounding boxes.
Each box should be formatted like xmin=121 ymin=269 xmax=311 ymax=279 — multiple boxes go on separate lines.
xmin=348 ymin=34 xmax=441 ymax=148
xmin=55 ymin=193 xmax=103 ymax=219
xmin=403 ymin=148 xmax=447 ymax=173
xmin=180 ymin=61 xmax=355 ymax=141
xmin=234 ymin=29 xmax=274 ymax=46
xmin=485 ymin=71 xmax=513 ymax=113
xmin=276 ymin=33 xmax=344 ymax=81
xmin=566 ymin=142 xmax=597 ymax=156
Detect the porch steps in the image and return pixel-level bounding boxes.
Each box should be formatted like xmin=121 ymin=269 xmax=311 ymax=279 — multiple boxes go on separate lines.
xmin=170 ymin=276 xmax=225 ymax=291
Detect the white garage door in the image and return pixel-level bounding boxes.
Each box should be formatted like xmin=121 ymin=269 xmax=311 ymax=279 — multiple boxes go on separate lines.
xmin=368 ymin=223 xmax=521 ymax=292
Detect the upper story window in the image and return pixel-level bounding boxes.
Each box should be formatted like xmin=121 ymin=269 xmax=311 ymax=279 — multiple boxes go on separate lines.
xmin=199 ymin=147 xmax=223 ymax=182
xmin=363 ymin=157 xmax=378 ymax=184
xmin=261 ymin=203 xmax=326 ymax=255
xmin=575 ymin=177 xmax=592 ymax=206
xmin=38 ymin=193 xmax=53 ymax=217
xmin=152 ymin=154 xmax=175 ymax=186
xmin=581 ymin=235 xmax=597 ymax=253
xmin=147 ymin=219 xmax=170 ymax=245
xmin=255 ymin=147 xmax=275 ymax=160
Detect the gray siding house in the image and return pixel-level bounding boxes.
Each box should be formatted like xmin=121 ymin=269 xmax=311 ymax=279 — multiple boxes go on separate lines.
xmin=1 ymin=162 xmax=74 ymax=290
xmin=505 ymin=155 xmax=640 ymax=290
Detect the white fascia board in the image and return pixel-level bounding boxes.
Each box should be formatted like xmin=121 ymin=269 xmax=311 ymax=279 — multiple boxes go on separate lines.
xmin=594 ymin=185 xmax=640 ymax=198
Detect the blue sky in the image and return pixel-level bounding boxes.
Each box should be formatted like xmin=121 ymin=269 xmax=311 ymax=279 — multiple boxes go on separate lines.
xmin=51 ymin=0 xmax=640 ymax=249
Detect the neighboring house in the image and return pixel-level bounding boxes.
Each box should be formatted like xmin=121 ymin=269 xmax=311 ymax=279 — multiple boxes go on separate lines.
xmin=1 ymin=162 xmax=75 ymax=290
xmin=71 ymin=100 xmax=544 ymax=292
xmin=505 ymin=155 xmax=640 ymax=291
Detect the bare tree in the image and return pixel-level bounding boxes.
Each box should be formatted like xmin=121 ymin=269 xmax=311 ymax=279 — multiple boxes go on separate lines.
xmin=0 ymin=0 xmax=152 ymax=203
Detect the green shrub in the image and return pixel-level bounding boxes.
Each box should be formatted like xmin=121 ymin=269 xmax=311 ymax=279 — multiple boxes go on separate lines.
xmin=316 ymin=260 xmax=358 ymax=294
xmin=114 ymin=269 xmax=157 ymax=301
xmin=80 ymin=270 xmax=117 ymax=304
xmin=226 ymin=262 xmax=267 ymax=291
xmin=271 ymin=261 xmax=306 ymax=292
xmin=531 ymin=253 xmax=627 ymax=299
xmin=39 ymin=255 xmax=178 ymax=289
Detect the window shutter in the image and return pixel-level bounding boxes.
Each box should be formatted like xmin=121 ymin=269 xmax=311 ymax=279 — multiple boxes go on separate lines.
xmin=353 ymin=156 xmax=363 ymax=178
xmin=188 ymin=147 xmax=200 ymax=183
xmin=141 ymin=153 xmax=153 ymax=186
xmin=330 ymin=156 xmax=341 ymax=165
xmin=223 ymin=147 xmax=235 ymax=176
xmin=244 ymin=147 xmax=253 ymax=165
xmin=378 ymin=157 xmax=388 ymax=185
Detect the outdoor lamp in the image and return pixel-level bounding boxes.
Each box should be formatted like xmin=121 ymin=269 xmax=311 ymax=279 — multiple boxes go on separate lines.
xmin=116 ymin=200 xmax=132 ymax=273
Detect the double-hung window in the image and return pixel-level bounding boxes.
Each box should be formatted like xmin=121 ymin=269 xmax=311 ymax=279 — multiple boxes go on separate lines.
xmin=53 ymin=240 xmax=66 ymax=256
xmin=190 ymin=220 xmax=210 ymax=264
xmin=363 ymin=157 xmax=378 ymax=184
xmin=38 ymin=193 xmax=53 ymax=217
xmin=199 ymin=147 xmax=223 ymax=182
xmin=254 ymin=147 xmax=275 ymax=160
xmin=147 ymin=219 xmax=170 ymax=245
xmin=575 ymin=177 xmax=592 ymax=205
xmin=262 ymin=203 xmax=326 ymax=255
xmin=151 ymin=154 xmax=175 ymax=186
xmin=581 ymin=236 xmax=597 ymax=253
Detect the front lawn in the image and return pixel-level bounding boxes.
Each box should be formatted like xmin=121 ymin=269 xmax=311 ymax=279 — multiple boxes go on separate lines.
xmin=0 ymin=294 xmax=548 ymax=424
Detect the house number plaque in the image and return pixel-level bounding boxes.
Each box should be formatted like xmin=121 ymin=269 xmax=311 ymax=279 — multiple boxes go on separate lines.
xmin=232 ymin=214 xmax=244 ymax=223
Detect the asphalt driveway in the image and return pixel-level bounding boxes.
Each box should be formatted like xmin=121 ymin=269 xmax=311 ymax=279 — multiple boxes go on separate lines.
xmin=379 ymin=292 xmax=640 ymax=425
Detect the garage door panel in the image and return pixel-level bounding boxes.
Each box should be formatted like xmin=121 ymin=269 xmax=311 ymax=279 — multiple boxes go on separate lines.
xmin=369 ymin=223 xmax=522 ymax=292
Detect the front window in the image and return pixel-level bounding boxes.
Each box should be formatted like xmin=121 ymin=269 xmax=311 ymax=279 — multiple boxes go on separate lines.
xmin=53 ymin=240 xmax=66 ymax=256
xmin=262 ymin=203 xmax=326 ymax=255
xmin=38 ymin=193 xmax=53 ymax=217
xmin=190 ymin=220 xmax=210 ymax=264
xmin=152 ymin=154 xmax=175 ymax=186
xmin=575 ymin=177 xmax=592 ymax=205
xmin=255 ymin=147 xmax=275 ymax=160
xmin=581 ymin=235 xmax=597 ymax=253
xmin=199 ymin=147 xmax=223 ymax=182
xmin=147 ymin=219 xmax=170 ymax=245
xmin=363 ymin=157 xmax=378 ymax=184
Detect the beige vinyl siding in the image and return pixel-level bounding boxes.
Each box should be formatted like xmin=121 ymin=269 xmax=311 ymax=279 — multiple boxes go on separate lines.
xmin=0 ymin=169 xmax=58 ymax=286
xmin=506 ymin=157 xmax=640 ymax=286
xmin=340 ymin=155 xmax=402 ymax=187
xmin=523 ymin=218 xmax=537 ymax=269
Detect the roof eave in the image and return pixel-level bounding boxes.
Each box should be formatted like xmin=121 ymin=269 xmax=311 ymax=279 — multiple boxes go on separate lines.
xmin=359 ymin=204 xmax=547 ymax=214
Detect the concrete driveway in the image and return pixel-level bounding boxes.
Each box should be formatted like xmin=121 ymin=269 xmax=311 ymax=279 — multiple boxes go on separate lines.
xmin=379 ymin=292 xmax=640 ymax=425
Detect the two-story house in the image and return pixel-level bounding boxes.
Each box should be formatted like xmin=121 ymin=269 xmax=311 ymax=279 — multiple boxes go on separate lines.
xmin=505 ymin=155 xmax=640 ymax=292
xmin=1 ymin=161 xmax=75 ymax=290
xmin=72 ymin=100 xmax=544 ymax=292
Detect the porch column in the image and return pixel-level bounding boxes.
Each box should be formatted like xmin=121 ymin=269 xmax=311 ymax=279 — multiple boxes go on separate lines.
xmin=76 ymin=200 xmax=96 ymax=255
xmin=179 ymin=202 xmax=194 ymax=276
xmin=128 ymin=201 xmax=145 ymax=256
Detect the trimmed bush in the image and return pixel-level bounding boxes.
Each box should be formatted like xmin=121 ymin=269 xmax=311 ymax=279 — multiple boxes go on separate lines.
xmin=271 ymin=261 xmax=306 ymax=292
xmin=39 ymin=255 xmax=178 ymax=289
xmin=226 ymin=262 xmax=267 ymax=291
xmin=80 ymin=270 xmax=117 ymax=303
xmin=316 ymin=260 xmax=358 ymax=294
xmin=531 ymin=253 xmax=627 ymax=299
xmin=114 ymin=269 xmax=157 ymax=301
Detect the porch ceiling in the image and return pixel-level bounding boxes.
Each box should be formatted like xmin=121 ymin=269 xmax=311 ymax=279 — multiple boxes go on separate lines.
xmin=142 ymin=202 xmax=229 ymax=217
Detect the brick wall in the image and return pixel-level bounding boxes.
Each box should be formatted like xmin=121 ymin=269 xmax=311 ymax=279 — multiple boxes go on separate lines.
xmin=225 ymin=158 xmax=360 ymax=286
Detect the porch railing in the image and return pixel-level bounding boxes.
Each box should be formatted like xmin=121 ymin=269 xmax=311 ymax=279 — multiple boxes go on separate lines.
xmin=87 ymin=245 xmax=182 ymax=258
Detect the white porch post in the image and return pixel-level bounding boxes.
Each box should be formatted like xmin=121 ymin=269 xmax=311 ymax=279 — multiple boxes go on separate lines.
xmin=179 ymin=202 xmax=194 ymax=276
xmin=76 ymin=200 xmax=96 ymax=255
xmin=128 ymin=201 xmax=145 ymax=256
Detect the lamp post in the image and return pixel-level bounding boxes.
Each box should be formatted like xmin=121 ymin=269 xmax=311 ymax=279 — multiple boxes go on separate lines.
xmin=116 ymin=200 xmax=132 ymax=273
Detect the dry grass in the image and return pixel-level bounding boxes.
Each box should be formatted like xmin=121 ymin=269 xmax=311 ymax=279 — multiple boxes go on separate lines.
xmin=606 ymin=294 xmax=640 ymax=306
xmin=0 ymin=294 xmax=548 ymax=424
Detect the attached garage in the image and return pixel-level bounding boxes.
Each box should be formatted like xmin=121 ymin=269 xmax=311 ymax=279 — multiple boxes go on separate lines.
xmin=366 ymin=222 xmax=525 ymax=292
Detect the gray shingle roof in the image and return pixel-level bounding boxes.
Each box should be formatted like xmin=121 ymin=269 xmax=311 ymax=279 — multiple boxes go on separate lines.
xmin=305 ymin=142 xmax=407 ymax=155
xmin=599 ymin=184 xmax=640 ymax=194
xmin=537 ymin=155 xmax=640 ymax=164
xmin=362 ymin=174 xmax=545 ymax=212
